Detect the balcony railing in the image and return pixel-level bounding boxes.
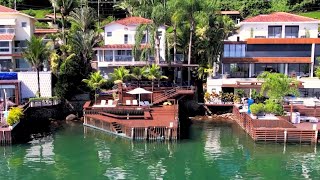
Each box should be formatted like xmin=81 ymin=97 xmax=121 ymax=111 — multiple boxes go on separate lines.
xmin=12 ymin=47 xmax=26 ymax=53
xmin=0 ymin=28 xmax=15 ymax=34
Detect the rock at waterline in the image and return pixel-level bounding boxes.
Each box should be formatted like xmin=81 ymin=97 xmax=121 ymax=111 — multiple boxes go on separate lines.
xmin=66 ymin=114 xmax=77 ymax=121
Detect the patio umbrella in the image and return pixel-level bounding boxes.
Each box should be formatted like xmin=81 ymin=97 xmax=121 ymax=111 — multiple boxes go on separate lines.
xmin=126 ymin=87 xmax=152 ymax=106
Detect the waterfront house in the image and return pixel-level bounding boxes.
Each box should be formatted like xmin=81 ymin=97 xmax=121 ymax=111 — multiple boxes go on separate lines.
xmin=94 ymin=16 xmax=197 ymax=85
xmin=208 ymin=12 xmax=320 ymax=97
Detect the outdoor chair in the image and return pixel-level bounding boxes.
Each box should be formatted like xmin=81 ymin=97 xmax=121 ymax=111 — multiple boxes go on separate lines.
xmin=93 ymin=100 xmax=107 ymax=107
xmin=126 ymin=100 xmax=131 ymax=106
xmin=132 ymin=100 xmax=138 ymax=106
xmin=107 ymin=100 xmax=116 ymax=107
xmin=139 ymin=101 xmax=145 ymax=106
xmin=144 ymin=101 xmax=151 ymax=106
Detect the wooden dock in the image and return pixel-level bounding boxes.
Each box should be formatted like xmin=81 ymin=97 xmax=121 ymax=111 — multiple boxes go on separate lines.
xmin=0 ymin=126 xmax=12 ymax=145
xmin=83 ymin=101 xmax=179 ymax=141
xmin=233 ymin=106 xmax=318 ymax=143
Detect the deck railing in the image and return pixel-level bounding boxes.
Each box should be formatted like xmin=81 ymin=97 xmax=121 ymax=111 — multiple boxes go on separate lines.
xmin=233 ymin=106 xmax=318 ymax=143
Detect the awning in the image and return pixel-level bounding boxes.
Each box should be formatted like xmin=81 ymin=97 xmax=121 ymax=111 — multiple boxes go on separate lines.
xmin=0 ymin=19 xmax=16 ymax=25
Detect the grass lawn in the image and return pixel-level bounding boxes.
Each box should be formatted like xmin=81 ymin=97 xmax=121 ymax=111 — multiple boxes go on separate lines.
xmin=21 ymin=9 xmax=52 ymax=18
xmin=299 ymin=11 xmax=320 ymax=19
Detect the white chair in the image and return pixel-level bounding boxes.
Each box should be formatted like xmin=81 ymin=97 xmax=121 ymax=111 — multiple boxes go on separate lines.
xmin=139 ymin=101 xmax=145 ymax=106
xmin=132 ymin=100 xmax=138 ymax=106
xmin=93 ymin=100 xmax=107 ymax=107
xmin=144 ymin=101 xmax=150 ymax=106
xmin=126 ymin=100 xmax=131 ymax=106
xmin=107 ymin=100 xmax=116 ymax=107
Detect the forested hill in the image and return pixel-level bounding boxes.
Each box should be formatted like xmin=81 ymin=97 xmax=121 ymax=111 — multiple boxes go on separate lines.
xmin=1 ymin=0 xmax=320 ymax=19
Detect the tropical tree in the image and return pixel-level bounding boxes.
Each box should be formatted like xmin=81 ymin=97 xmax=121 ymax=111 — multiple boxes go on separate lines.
xmin=109 ymin=66 xmax=130 ymax=84
xmin=145 ymin=64 xmax=168 ymax=91
xmin=130 ymin=66 xmax=148 ymax=87
xmin=23 ymin=36 xmax=49 ymax=97
xmin=82 ymin=71 xmax=107 ymax=104
xmin=258 ymin=72 xmax=299 ymax=103
xmin=69 ymin=5 xmax=96 ymax=32
xmin=49 ymin=0 xmax=58 ymax=24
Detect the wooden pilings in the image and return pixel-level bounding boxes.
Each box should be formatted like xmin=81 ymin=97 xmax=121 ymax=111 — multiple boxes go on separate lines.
xmin=0 ymin=130 xmax=12 ymax=145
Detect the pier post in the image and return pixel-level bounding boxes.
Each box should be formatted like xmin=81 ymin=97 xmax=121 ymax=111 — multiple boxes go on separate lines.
xmin=144 ymin=128 xmax=148 ymax=140
xmin=131 ymin=128 xmax=134 ymax=139
xmin=313 ymin=124 xmax=318 ymax=143
xmin=284 ymin=129 xmax=287 ymax=143
xmin=168 ymin=128 xmax=172 ymax=141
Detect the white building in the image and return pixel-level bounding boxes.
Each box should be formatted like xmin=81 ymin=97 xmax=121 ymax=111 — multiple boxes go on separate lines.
xmin=95 ymin=16 xmax=168 ymax=78
xmin=208 ymin=12 xmax=320 ymax=97
xmin=0 ymin=5 xmax=35 ymax=72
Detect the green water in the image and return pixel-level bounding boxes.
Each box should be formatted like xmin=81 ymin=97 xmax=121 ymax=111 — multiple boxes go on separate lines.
xmin=1 ymin=122 xmax=320 ymax=180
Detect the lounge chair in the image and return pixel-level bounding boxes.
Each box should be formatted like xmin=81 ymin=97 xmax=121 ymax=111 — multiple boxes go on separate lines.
xmin=107 ymin=100 xmax=116 ymax=107
xmin=126 ymin=100 xmax=131 ymax=106
xmin=144 ymin=101 xmax=151 ymax=106
xmin=93 ymin=100 xmax=107 ymax=107
xmin=132 ymin=100 xmax=138 ymax=106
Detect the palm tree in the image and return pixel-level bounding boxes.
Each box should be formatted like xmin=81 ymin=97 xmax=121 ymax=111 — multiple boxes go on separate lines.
xmin=49 ymin=0 xmax=57 ymax=24
xmin=69 ymin=5 xmax=96 ymax=33
xmin=146 ymin=64 xmax=168 ymax=91
xmin=23 ymin=36 xmax=49 ymax=97
xmin=82 ymin=71 xmax=107 ymax=104
xmin=130 ymin=66 xmax=148 ymax=87
xmin=109 ymin=66 xmax=130 ymax=84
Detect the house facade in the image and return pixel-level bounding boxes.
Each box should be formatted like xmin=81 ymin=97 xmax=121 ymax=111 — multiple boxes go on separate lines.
xmin=208 ymin=12 xmax=320 ymax=96
xmin=94 ymin=17 xmax=168 ymax=78
xmin=0 ymin=5 xmax=35 ymax=72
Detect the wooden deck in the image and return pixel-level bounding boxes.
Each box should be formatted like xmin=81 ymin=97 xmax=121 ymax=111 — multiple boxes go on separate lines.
xmin=83 ymin=102 xmax=179 ymax=141
xmin=233 ymin=106 xmax=318 ymax=143
xmin=0 ymin=126 xmax=12 ymax=145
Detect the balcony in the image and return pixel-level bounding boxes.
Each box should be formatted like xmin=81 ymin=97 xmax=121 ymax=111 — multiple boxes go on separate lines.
xmin=0 ymin=28 xmax=15 ymax=34
xmin=12 ymin=47 xmax=26 ymax=53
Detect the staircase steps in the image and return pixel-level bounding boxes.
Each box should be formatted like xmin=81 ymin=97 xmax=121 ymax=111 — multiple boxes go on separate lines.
xmin=111 ymin=122 xmax=123 ymax=133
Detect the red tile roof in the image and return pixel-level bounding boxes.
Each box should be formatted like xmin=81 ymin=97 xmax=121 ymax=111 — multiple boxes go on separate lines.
xmin=0 ymin=5 xmax=17 ymax=13
xmin=0 ymin=34 xmax=14 ymax=40
xmin=220 ymin=11 xmax=240 ymax=15
xmin=112 ymin=17 xmax=152 ymax=26
xmin=243 ymin=12 xmax=319 ymax=23
xmin=94 ymin=44 xmax=149 ymax=49
xmin=35 ymin=29 xmax=59 ymax=34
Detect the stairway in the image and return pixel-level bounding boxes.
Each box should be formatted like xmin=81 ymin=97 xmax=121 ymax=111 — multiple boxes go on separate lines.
xmin=111 ymin=122 xmax=123 ymax=133
xmin=152 ymin=89 xmax=179 ymax=105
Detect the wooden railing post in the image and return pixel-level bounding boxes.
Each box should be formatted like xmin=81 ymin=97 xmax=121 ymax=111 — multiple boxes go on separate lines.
xmin=131 ymin=128 xmax=134 ymax=139
xmin=144 ymin=128 xmax=148 ymax=140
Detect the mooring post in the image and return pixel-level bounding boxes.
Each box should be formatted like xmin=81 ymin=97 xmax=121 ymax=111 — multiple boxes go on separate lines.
xmin=168 ymin=128 xmax=172 ymax=141
xmin=313 ymin=124 xmax=318 ymax=143
xmin=131 ymin=128 xmax=134 ymax=139
xmin=284 ymin=129 xmax=287 ymax=143
xmin=144 ymin=128 xmax=148 ymax=140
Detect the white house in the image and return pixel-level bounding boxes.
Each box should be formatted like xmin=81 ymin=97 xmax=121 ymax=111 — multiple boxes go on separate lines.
xmin=94 ymin=16 xmax=167 ymax=78
xmin=208 ymin=12 xmax=320 ymax=97
xmin=0 ymin=5 xmax=35 ymax=72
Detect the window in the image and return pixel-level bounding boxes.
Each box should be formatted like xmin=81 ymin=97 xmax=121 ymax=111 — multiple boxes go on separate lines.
xmin=223 ymin=44 xmax=246 ymax=57
xmin=288 ymin=63 xmax=309 ymax=76
xmin=0 ymin=41 xmax=9 ymax=52
xmin=141 ymin=34 xmax=147 ymax=43
xmin=21 ymin=22 xmax=27 ymax=27
xmin=268 ymin=26 xmax=282 ymax=38
xmin=124 ymin=34 xmax=128 ymax=44
xmin=254 ymin=64 xmax=285 ymax=75
xmin=285 ymin=26 xmax=299 ymax=38
xmin=223 ymin=63 xmax=249 ymax=78
xmin=107 ymin=32 xmax=112 ymax=37
xmin=0 ymin=59 xmax=12 ymax=71
xmin=16 ymin=58 xmax=30 ymax=69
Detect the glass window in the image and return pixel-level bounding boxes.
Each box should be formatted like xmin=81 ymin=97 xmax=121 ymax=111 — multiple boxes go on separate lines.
xmin=0 ymin=41 xmax=9 ymax=47
xmin=16 ymin=58 xmax=30 ymax=69
xmin=288 ymin=63 xmax=309 ymax=77
xmin=117 ymin=50 xmax=125 ymax=55
xmin=268 ymin=26 xmax=282 ymax=38
xmin=0 ymin=59 xmax=12 ymax=71
xmin=224 ymin=44 xmax=230 ymax=57
xmin=124 ymin=34 xmax=128 ymax=44
xmin=285 ymin=26 xmax=299 ymax=38
xmin=235 ymin=44 xmax=242 ymax=57
xmin=21 ymin=22 xmax=27 ymax=27
xmin=141 ymin=34 xmax=147 ymax=43
xmin=241 ymin=44 xmax=246 ymax=57
xmin=224 ymin=63 xmax=249 ymax=78
xmin=107 ymin=32 xmax=112 ymax=37
xmin=229 ymin=44 xmax=235 ymax=57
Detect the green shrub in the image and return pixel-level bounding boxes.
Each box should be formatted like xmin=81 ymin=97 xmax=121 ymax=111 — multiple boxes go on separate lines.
xmin=29 ymin=96 xmax=60 ymax=102
xmin=250 ymin=103 xmax=264 ymax=115
xmin=35 ymin=22 xmax=50 ymax=29
xmin=23 ymin=9 xmax=36 ymax=17
xmin=264 ymin=100 xmax=284 ymax=116
xmin=7 ymin=107 xmax=24 ymax=126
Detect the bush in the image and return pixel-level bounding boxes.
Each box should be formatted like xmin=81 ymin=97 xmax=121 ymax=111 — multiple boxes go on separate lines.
xmin=250 ymin=103 xmax=264 ymax=115
xmin=24 ymin=9 xmax=36 ymax=17
xmin=264 ymin=100 xmax=284 ymax=116
xmin=35 ymin=22 xmax=50 ymax=29
xmin=7 ymin=107 xmax=24 ymax=126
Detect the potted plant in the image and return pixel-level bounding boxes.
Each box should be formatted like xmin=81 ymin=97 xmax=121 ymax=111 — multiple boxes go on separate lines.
xmin=250 ymin=103 xmax=265 ymax=119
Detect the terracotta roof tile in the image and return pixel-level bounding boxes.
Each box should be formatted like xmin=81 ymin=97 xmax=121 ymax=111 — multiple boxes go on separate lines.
xmin=0 ymin=34 xmax=14 ymax=40
xmin=243 ymin=12 xmax=319 ymax=23
xmin=113 ymin=17 xmax=152 ymax=26
xmin=35 ymin=29 xmax=59 ymax=34
xmin=0 ymin=5 xmax=17 ymax=13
